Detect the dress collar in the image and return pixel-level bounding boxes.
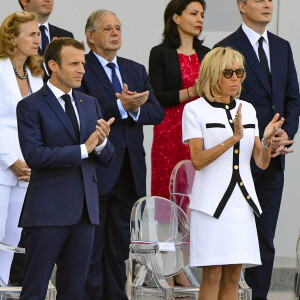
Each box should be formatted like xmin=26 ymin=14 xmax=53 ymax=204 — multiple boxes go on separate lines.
xmin=203 ymin=96 xmax=236 ymax=110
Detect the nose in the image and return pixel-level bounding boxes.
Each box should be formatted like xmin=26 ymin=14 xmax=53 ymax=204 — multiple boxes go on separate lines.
xmin=35 ymin=35 xmax=40 ymax=44
xmin=79 ymin=64 xmax=85 ymax=74
xmin=197 ymin=14 xmax=203 ymax=24
xmin=111 ymin=28 xmax=119 ymax=36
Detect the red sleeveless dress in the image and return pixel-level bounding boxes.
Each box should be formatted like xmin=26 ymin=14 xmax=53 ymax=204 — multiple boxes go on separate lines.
xmin=151 ymin=53 xmax=200 ymax=201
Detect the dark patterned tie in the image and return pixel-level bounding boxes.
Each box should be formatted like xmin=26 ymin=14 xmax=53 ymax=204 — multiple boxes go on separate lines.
xmin=39 ymin=25 xmax=49 ymax=55
xmin=258 ymin=37 xmax=271 ymax=85
xmin=106 ymin=62 xmax=122 ymax=93
xmin=61 ymin=94 xmax=80 ymax=141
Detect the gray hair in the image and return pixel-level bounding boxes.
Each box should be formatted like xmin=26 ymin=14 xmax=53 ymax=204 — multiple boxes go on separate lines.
xmin=85 ymin=9 xmax=115 ymax=48
xmin=237 ymin=0 xmax=247 ymax=4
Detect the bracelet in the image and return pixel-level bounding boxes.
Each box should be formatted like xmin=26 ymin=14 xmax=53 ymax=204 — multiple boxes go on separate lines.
xmin=261 ymin=138 xmax=272 ymax=148
xmin=186 ymin=88 xmax=191 ymax=99
xmin=221 ymin=142 xmax=227 ymax=151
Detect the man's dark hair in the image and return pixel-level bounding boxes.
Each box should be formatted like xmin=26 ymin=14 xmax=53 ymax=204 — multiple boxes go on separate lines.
xmin=163 ymin=0 xmax=206 ymax=49
xmin=44 ymin=37 xmax=85 ymax=76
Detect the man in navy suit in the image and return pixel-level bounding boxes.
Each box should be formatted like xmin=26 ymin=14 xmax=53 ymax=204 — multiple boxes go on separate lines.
xmin=78 ymin=9 xmax=164 ymax=300
xmin=18 ymin=0 xmax=73 ymax=55
xmin=17 ymin=37 xmax=115 ymax=300
xmin=215 ymin=1 xmax=300 ymax=299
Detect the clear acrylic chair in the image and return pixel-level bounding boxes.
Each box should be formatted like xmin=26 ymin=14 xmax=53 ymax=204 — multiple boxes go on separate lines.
xmin=169 ymin=159 xmax=252 ymax=300
xmin=129 ymin=196 xmax=200 ymax=299
xmin=0 ymin=242 xmax=56 ymax=300
xmin=294 ymin=228 xmax=300 ymax=300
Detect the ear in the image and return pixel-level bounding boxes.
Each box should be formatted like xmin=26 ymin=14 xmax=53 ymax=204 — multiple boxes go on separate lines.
xmin=238 ymin=1 xmax=246 ymax=14
xmin=172 ymin=13 xmax=180 ymax=25
xmin=85 ymin=31 xmax=94 ymax=45
xmin=48 ymin=60 xmax=59 ymax=74
xmin=20 ymin=0 xmax=30 ymax=10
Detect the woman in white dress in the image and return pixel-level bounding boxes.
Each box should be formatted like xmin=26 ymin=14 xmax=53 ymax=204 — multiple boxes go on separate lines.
xmin=182 ymin=47 xmax=284 ymax=300
xmin=0 ymin=12 xmax=43 ymax=284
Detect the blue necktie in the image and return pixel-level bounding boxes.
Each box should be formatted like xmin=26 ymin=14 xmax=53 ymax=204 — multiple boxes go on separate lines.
xmin=258 ymin=37 xmax=271 ymax=85
xmin=39 ymin=25 xmax=49 ymax=55
xmin=106 ymin=63 xmax=122 ymax=93
xmin=61 ymin=94 xmax=80 ymax=142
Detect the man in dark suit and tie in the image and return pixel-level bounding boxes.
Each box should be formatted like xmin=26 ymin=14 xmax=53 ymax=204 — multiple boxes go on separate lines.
xmin=18 ymin=0 xmax=73 ymax=55
xmin=77 ymin=9 xmax=164 ymax=300
xmin=9 ymin=1 xmax=75 ymax=285
xmin=215 ymin=1 xmax=300 ymax=299
xmin=16 ymin=37 xmax=115 ymax=300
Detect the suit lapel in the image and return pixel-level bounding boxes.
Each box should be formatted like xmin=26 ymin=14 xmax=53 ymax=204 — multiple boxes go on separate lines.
xmin=268 ymin=32 xmax=280 ymax=100
xmin=117 ymin=57 xmax=133 ymax=90
xmin=86 ymin=51 xmax=117 ymax=101
xmin=49 ymin=24 xmax=55 ymax=40
xmin=43 ymin=85 xmax=78 ymax=143
xmin=235 ymin=27 xmax=272 ymax=96
xmin=2 ymin=58 xmax=22 ymax=102
xmin=73 ymin=90 xmax=86 ymax=143
xmin=27 ymin=68 xmax=43 ymax=93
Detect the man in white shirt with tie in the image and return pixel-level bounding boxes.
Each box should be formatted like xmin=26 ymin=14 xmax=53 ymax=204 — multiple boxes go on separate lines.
xmin=215 ymin=1 xmax=300 ymax=299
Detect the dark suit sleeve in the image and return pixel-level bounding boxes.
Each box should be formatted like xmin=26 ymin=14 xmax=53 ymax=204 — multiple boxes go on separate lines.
xmin=149 ymin=46 xmax=181 ymax=107
xmin=90 ymin=98 xmax=115 ymax=166
xmin=282 ymin=42 xmax=300 ymax=139
xmin=17 ymin=99 xmax=82 ymax=169
xmin=136 ymin=64 xmax=164 ymax=125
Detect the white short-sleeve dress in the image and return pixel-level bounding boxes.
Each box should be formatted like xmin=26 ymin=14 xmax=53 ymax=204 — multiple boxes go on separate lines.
xmin=182 ymin=97 xmax=262 ymax=268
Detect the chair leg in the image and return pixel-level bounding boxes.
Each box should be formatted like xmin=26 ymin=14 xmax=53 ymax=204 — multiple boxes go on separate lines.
xmin=182 ymin=266 xmax=200 ymax=288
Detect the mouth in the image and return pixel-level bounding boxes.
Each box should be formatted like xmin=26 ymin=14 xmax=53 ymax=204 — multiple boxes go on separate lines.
xmin=196 ymin=26 xmax=202 ymax=30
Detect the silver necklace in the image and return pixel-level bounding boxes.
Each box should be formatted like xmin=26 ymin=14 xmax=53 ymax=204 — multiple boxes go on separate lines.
xmin=178 ymin=48 xmax=195 ymax=62
xmin=12 ymin=64 xmax=28 ymax=80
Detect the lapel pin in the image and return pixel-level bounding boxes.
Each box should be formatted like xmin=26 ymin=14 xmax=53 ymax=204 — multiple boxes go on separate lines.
xmin=80 ymin=99 xmax=83 ymax=103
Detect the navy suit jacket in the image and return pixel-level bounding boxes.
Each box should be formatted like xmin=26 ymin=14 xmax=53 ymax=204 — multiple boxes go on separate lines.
xmin=77 ymin=51 xmax=164 ymax=198
xmin=17 ymin=85 xmax=115 ymax=227
xmin=215 ymin=26 xmax=300 ymax=169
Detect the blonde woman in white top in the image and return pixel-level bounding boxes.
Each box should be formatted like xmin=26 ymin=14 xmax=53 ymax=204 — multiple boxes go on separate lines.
xmin=0 ymin=11 xmax=43 ymax=284
xmin=182 ymin=47 xmax=284 ymax=300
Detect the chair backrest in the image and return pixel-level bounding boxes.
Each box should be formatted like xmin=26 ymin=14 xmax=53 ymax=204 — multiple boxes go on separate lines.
xmin=130 ymin=196 xmax=190 ymax=277
xmin=0 ymin=243 xmax=25 ymax=287
xmin=169 ymin=160 xmax=196 ymax=218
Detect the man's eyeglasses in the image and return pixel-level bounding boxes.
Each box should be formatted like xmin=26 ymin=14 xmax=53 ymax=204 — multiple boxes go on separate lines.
xmin=222 ymin=69 xmax=246 ymax=79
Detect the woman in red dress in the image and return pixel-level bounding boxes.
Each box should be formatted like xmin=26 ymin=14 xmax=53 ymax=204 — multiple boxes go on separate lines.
xmin=149 ymin=0 xmax=210 ymax=200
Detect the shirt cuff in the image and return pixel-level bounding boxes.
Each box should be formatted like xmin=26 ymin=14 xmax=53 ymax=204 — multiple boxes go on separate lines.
xmin=117 ymin=99 xmax=128 ymax=119
xmin=94 ymin=138 xmax=107 ymax=155
xmin=80 ymin=144 xmax=89 ymax=159
xmin=128 ymin=108 xmax=140 ymax=122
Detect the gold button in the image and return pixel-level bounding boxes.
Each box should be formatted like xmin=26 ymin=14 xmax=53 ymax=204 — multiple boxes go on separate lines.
xmin=247 ymin=195 xmax=251 ymax=200
xmin=234 ymin=165 xmax=239 ymax=170
xmin=225 ymin=105 xmax=229 ymax=109
xmin=240 ymin=182 xmax=244 ymax=186
xmin=229 ymin=119 xmax=233 ymax=123
xmin=234 ymin=149 xmax=239 ymax=154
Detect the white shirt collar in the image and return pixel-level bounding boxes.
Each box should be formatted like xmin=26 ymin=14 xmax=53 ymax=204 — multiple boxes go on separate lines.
xmin=47 ymin=80 xmax=73 ymax=100
xmin=92 ymin=51 xmax=119 ymax=70
xmin=242 ymin=22 xmax=269 ymax=47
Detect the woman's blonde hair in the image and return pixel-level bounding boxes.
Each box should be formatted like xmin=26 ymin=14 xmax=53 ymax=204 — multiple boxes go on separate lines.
xmin=196 ymin=47 xmax=245 ymax=101
xmin=0 ymin=11 xmax=44 ymax=77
